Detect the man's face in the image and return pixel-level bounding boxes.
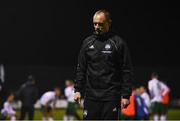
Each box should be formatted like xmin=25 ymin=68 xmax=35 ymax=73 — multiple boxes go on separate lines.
xmin=135 ymin=88 xmax=141 ymax=95
xmin=65 ymin=80 xmax=71 ymax=87
xmin=8 ymin=95 xmax=14 ymax=102
xmin=55 ymin=89 xmax=61 ymax=97
xmin=93 ymin=13 xmax=110 ymax=35
xmin=140 ymin=86 xmax=145 ymax=94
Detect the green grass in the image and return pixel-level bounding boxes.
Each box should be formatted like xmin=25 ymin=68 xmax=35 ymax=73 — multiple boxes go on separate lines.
xmin=14 ymin=108 xmax=180 ymax=120
xmin=148 ymin=109 xmax=180 ymax=120
xmin=165 ymin=109 xmax=180 ymax=120
xmin=15 ymin=108 xmax=83 ymax=120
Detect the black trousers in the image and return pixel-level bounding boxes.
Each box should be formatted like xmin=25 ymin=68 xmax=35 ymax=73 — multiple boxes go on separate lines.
xmin=19 ymin=105 xmax=35 ymax=120
xmin=83 ymin=99 xmax=120 ymax=120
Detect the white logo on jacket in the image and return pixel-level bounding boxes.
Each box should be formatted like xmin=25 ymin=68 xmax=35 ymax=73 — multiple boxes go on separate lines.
xmin=113 ymin=107 xmax=117 ymax=112
xmin=89 ymin=45 xmax=94 ymax=49
xmin=105 ymin=44 xmax=111 ymax=50
xmin=83 ymin=110 xmax=88 ymax=117
xmin=102 ymin=44 xmax=112 ymax=53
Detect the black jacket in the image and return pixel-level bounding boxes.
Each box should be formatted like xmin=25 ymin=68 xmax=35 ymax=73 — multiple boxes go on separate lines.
xmin=75 ymin=32 xmax=133 ymax=101
xmin=17 ymin=81 xmax=38 ymax=107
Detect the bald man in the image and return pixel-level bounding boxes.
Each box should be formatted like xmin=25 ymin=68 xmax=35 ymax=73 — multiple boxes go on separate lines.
xmin=74 ymin=9 xmax=134 ymax=120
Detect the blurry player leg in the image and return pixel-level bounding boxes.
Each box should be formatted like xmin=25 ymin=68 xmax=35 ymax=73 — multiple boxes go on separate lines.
xmin=69 ymin=116 xmax=74 ymax=121
xmin=28 ymin=106 xmax=34 ymax=120
xmin=160 ymin=115 xmax=166 ymax=121
xmin=42 ymin=113 xmax=47 ymax=121
xmin=48 ymin=117 xmax=54 ymax=121
xmin=19 ymin=106 xmax=26 ymax=120
xmin=154 ymin=114 xmax=159 ymax=121
xmin=63 ymin=114 xmax=68 ymax=121
xmin=42 ymin=117 xmax=47 ymax=121
xmin=10 ymin=111 xmax=16 ymax=121
xmin=42 ymin=106 xmax=48 ymax=121
xmin=48 ymin=109 xmax=54 ymax=121
xmin=10 ymin=110 xmax=16 ymax=121
xmin=160 ymin=103 xmax=167 ymax=121
xmin=11 ymin=116 xmax=16 ymax=121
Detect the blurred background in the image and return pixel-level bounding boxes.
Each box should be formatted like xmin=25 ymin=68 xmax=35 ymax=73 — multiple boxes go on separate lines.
xmin=0 ymin=0 xmax=180 ymax=120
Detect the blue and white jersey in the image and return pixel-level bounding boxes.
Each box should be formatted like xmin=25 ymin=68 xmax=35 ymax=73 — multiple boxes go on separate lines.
xmin=135 ymin=95 xmax=148 ymax=117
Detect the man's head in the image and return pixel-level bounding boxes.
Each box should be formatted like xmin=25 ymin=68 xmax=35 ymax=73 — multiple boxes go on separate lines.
xmin=27 ymin=74 xmax=36 ymax=84
xmin=54 ymin=87 xmax=61 ymax=97
xmin=139 ymin=86 xmax=146 ymax=94
xmin=151 ymin=72 xmax=159 ymax=79
xmin=93 ymin=9 xmax=112 ymax=35
xmin=65 ymin=80 xmax=74 ymax=87
xmin=135 ymin=87 xmax=141 ymax=96
xmin=7 ymin=93 xmax=14 ymax=103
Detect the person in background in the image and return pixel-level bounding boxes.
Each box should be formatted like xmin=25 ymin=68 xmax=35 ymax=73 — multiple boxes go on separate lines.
xmin=160 ymin=80 xmax=170 ymax=121
xmin=40 ymin=87 xmax=61 ymax=121
xmin=148 ymin=72 xmax=169 ymax=121
xmin=17 ymin=75 xmax=39 ymax=120
xmin=63 ymin=80 xmax=81 ymax=121
xmin=0 ymin=92 xmax=16 ymax=121
xmin=134 ymin=86 xmax=148 ymax=120
xmin=140 ymin=85 xmax=151 ymax=119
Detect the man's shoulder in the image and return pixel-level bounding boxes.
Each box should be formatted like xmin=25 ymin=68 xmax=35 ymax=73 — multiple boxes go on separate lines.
xmin=43 ymin=91 xmax=54 ymax=95
xmin=83 ymin=35 xmax=95 ymax=43
xmin=110 ymin=33 xmax=126 ymax=46
xmin=149 ymin=79 xmax=158 ymax=85
xmin=80 ymin=34 xmax=96 ymax=49
xmin=65 ymin=87 xmax=70 ymax=91
xmin=4 ymin=101 xmax=9 ymax=106
xmin=148 ymin=80 xmax=153 ymax=85
xmin=143 ymin=92 xmax=150 ymax=97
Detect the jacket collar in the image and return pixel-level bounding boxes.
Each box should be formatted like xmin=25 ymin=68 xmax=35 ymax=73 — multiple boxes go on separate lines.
xmin=93 ymin=31 xmax=113 ymax=41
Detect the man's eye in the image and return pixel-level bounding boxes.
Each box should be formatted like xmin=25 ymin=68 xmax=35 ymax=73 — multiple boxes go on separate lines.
xmin=93 ymin=23 xmax=103 ymax=26
xmin=94 ymin=23 xmax=98 ymax=26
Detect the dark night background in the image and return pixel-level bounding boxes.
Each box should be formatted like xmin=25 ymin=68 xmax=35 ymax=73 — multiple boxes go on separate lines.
xmin=0 ymin=0 xmax=179 ymax=98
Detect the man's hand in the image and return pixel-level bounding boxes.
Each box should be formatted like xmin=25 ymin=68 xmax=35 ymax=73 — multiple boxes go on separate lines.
xmin=74 ymin=92 xmax=81 ymax=104
xmin=121 ymin=98 xmax=130 ymax=109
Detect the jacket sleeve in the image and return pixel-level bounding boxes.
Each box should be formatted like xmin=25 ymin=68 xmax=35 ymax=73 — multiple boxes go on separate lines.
xmin=16 ymin=84 xmax=25 ymax=100
xmin=117 ymin=40 xmax=134 ymax=100
xmin=74 ymin=41 xmax=87 ymax=94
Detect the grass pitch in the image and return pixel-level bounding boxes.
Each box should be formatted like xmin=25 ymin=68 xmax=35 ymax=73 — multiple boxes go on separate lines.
xmin=14 ymin=108 xmax=180 ymax=120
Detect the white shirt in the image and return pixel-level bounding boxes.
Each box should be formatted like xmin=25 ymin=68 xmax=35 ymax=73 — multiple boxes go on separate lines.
xmin=65 ymin=86 xmax=75 ymax=102
xmin=1 ymin=101 xmax=16 ymax=116
xmin=141 ymin=92 xmax=151 ymax=108
xmin=40 ymin=91 xmax=56 ymax=106
xmin=160 ymin=81 xmax=169 ymax=96
xmin=148 ymin=78 xmax=162 ymax=102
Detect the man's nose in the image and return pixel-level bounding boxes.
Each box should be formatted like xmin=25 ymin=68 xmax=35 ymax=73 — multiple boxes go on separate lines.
xmin=95 ymin=25 xmax=101 ymax=29
xmin=95 ymin=24 xmax=100 ymax=29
